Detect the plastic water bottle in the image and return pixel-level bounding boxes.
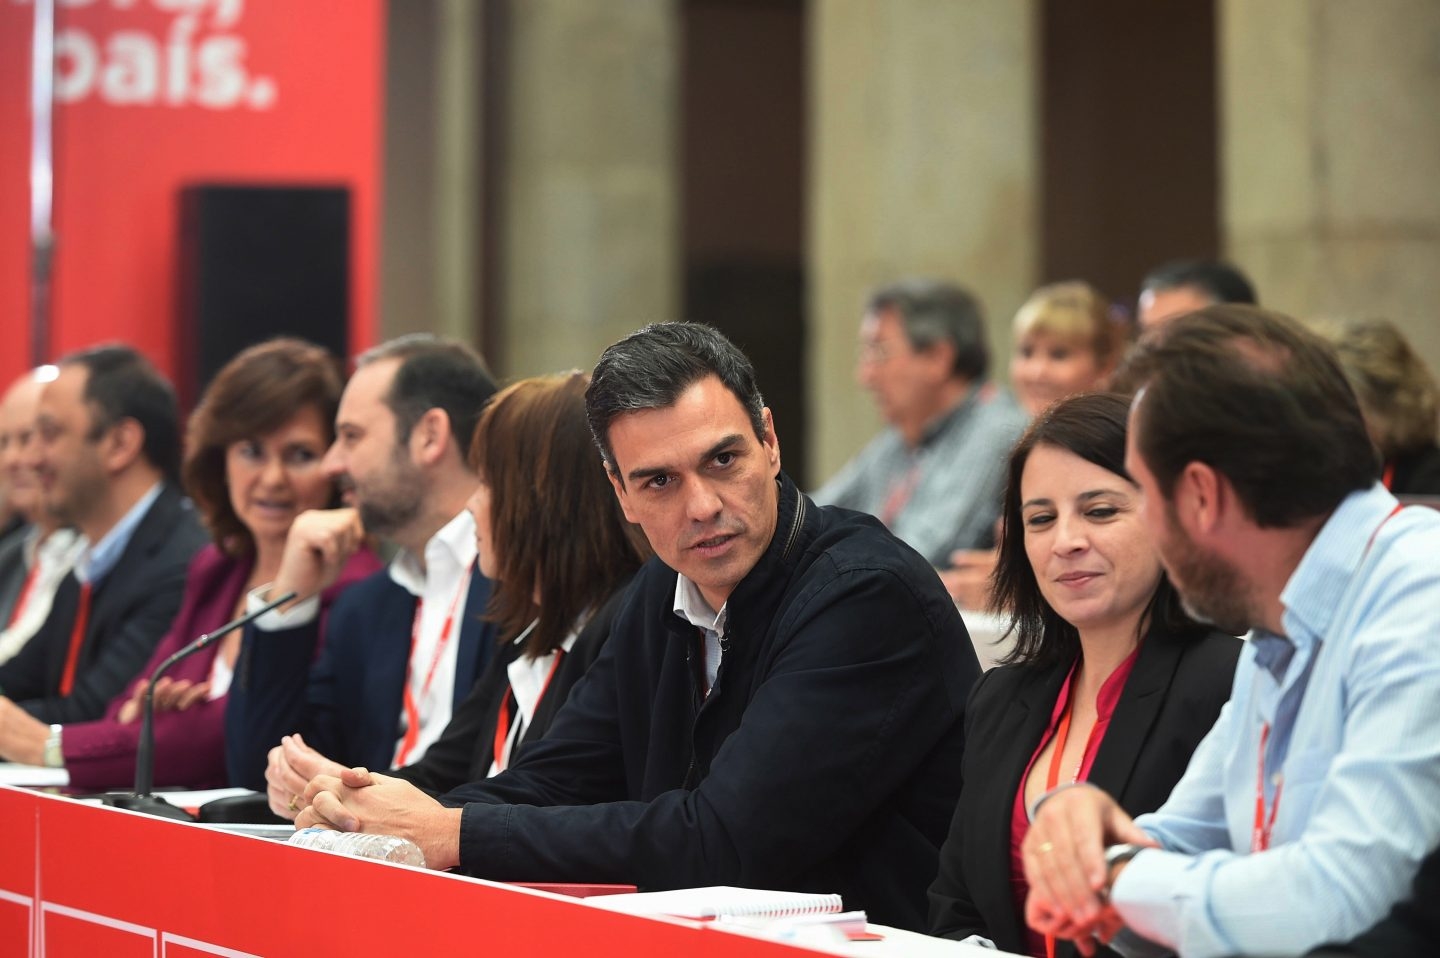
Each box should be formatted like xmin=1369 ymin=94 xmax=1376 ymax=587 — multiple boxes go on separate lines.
xmin=288 ymin=827 xmax=426 ymax=867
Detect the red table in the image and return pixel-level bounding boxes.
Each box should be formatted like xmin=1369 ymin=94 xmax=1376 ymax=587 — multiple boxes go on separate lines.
xmin=0 ymin=786 xmax=827 ymax=957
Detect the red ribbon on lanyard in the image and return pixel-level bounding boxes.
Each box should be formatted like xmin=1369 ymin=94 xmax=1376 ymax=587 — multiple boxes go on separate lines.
xmin=491 ymin=649 xmax=565 ymax=772
xmin=395 ymin=566 xmax=472 ymax=766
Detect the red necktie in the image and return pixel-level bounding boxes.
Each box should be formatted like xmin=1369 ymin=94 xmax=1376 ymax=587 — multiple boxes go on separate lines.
xmin=59 ymin=581 xmax=92 ymax=697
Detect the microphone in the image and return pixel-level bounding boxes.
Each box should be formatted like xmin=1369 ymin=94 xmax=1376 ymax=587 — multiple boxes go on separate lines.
xmin=107 ymin=590 xmax=298 ymax=821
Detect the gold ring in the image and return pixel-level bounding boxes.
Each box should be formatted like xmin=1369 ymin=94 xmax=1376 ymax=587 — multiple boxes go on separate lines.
xmin=288 ymin=794 xmax=300 ymax=812
xmin=1038 ymin=841 xmax=1055 ymax=854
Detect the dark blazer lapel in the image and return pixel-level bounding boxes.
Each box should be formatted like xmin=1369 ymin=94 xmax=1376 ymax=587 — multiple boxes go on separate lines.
xmin=1086 ymin=626 xmax=1183 ymax=805
xmin=971 ymin=664 xmax=1069 ymax=951
xmin=362 ymin=581 xmax=419 ymax=756
xmin=81 ymin=485 xmax=187 ymax=658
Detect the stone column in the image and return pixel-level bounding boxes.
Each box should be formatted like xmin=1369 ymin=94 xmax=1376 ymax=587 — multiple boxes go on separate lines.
xmin=807 ymin=0 xmax=1040 ymax=483
xmin=381 ymin=0 xmax=484 ymax=345
xmin=1221 ymin=0 xmax=1440 ymax=371
xmin=497 ymin=0 xmax=679 ymax=379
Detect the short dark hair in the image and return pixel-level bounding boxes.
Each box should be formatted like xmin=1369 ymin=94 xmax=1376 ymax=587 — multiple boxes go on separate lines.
xmin=357 ymin=334 xmax=496 ymax=459
xmin=1141 ymin=258 xmax=1257 ymax=306
xmin=1125 ymin=305 xmax=1377 ymax=528
xmin=867 ymin=279 xmax=989 ymax=381
xmin=183 ymin=338 xmax=345 ymax=555
xmin=991 ymin=392 xmax=1203 ymax=669
xmin=60 ymin=344 xmax=181 ymax=483
xmin=586 ymin=322 xmax=765 ymax=476
xmin=472 ymin=371 xmax=651 ymax=658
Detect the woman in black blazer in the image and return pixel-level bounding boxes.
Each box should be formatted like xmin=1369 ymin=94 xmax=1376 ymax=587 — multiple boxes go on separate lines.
xmin=928 ymin=393 xmax=1240 ymax=957
xmin=265 ymin=371 xmax=652 ymax=809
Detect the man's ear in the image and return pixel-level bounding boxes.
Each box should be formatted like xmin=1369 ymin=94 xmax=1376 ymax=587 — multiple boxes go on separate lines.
xmin=1175 ymin=461 xmax=1223 ymax=537
xmin=919 ymin=339 xmax=957 ymax=384
xmin=760 ymin=407 xmax=781 ymax=476
xmin=100 ymin=417 xmax=144 ymax=475
xmin=605 ymin=462 xmax=640 ymax=524
xmin=410 ymin=408 xmax=452 ymax=466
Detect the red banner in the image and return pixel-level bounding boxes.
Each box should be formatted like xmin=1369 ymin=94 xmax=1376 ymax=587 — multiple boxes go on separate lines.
xmin=0 ymin=787 xmax=819 ymax=958
xmin=0 ymin=0 xmax=383 ymax=388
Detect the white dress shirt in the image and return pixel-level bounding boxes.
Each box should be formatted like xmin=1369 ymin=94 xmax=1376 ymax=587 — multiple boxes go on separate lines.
xmin=673 ymin=574 xmax=727 ymax=692
xmin=249 ymin=509 xmax=477 ymax=767
xmin=385 ymin=510 xmax=477 ymax=766
xmin=0 ymin=527 xmax=86 ymax=666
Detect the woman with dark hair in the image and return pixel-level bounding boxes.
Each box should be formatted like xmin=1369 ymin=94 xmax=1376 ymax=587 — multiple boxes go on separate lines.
xmin=928 ymin=392 xmax=1240 ymax=957
xmin=6 ymin=338 xmax=379 ymax=789
xmin=266 ymin=371 xmax=650 ymax=813
xmin=945 ymin=283 xmax=1129 ymax=609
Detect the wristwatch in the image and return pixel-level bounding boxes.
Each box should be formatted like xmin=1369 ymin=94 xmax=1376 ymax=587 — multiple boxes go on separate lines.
xmin=44 ymin=724 xmax=63 ymax=768
xmin=1102 ymin=842 xmax=1147 ymax=895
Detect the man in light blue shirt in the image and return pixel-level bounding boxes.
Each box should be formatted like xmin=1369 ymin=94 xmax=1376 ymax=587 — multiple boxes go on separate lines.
xmin=1020 ymin=305 xmax=1440 ymax=958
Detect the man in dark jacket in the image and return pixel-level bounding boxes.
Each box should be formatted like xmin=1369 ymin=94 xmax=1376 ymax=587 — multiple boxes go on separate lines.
xmin=298 ymin=322 xmax=980 ymax=931
xmin=0 ymin=345 xmax=206 ymax=756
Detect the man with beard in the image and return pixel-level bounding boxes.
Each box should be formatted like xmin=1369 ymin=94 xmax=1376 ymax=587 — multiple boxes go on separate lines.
xmin=226 ymin=335 xmax=498 ymax=794
xmin=1020 ymin=306 xmax=1440 ymax=958
xmin=292 ymin=322 xmax=978 ymax=931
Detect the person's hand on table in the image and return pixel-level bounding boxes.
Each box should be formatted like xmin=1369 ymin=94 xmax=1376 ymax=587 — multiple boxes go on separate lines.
xmin=1022 ymin=783 xmax=1156 ymax=955
xmin=298 ymin=766 xmax=464 ymax=870
xmin=267 ymin=732 xmax=346 ymax=819
xmin=939 ymin=548 xmax=998 ymax=610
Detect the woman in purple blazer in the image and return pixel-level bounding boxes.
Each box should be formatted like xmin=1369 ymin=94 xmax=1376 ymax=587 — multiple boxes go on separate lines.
xmin=58 ymin=339 xmax=379 ymax=790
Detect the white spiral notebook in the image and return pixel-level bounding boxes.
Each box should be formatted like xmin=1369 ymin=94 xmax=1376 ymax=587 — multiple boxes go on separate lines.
xmin=585 ymin=885 xmax=844 ymax=921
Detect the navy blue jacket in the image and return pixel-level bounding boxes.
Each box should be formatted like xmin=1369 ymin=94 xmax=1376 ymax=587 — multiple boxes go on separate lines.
xmin=226 ymin=567 xmax=494 ymax=789
xmin=0 ymin=484 xmax=207 ymax=724
xmin=440 ymin=475 xmax=980 ymax=932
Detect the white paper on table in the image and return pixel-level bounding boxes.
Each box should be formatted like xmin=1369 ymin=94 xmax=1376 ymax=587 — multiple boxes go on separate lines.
xmin=156 ymin=787 xmax=257 ymax=809
xmin=0 ymin=762 xmax=70 ymax=787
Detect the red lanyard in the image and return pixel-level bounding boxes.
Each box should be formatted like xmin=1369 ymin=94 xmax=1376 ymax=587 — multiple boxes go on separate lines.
xmin=395 ymin=565 xmax=472 ymax=766
xmin=491 ymin=649 xmax=565 ymax=772
xmin=1252 ymin=502 xmax=1403 ymax=853
xmin=1041 ymin=675 xmax=1105 ymax=958
xmin=6 ymin=563 xmax=41 ymax=629
xmin=1252 ymin=722 xmax=1284 ymax=852
xmin=1381 ymin=462 xmax=1395 ymax=491
xmin=878 ymin=462 xmax=921 ymax=527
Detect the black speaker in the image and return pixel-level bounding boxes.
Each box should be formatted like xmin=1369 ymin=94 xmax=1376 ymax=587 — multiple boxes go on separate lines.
xmin=177 ymin=184 xmax=350 ymax=409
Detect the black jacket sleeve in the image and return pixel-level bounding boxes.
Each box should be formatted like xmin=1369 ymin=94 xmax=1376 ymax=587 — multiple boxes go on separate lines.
xmin=225 ymin=611 xmax=324 ymax=790
xmin=928 ymin=669 xmax=993 ymax=940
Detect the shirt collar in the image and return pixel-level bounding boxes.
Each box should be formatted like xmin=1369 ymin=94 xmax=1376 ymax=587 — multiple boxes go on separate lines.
xmin=508 ymin=620 xmax=582 ymax=655
xmin=33 ymin=527 xmax=84 ymax=567
xmin=673 ymin=573 xmax=728 ymax=638
xmin=915 ymin=382 xmax=985 ymax=448
xmin=1279 ymin=482 xmax=1400 ymax=650
xmin=75 ymin=482 xmax=162 ymax=586
xmin=388 ymin=509 xmax=478 ymax=597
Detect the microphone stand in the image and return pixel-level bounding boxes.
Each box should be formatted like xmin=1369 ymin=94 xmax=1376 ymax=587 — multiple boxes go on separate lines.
xmin=107 ymin=591 xmax=298 ymax=821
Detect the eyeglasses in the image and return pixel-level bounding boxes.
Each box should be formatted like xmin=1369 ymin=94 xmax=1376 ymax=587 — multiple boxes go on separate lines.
xmin=857 ymin=341 xmax=898 ymax=365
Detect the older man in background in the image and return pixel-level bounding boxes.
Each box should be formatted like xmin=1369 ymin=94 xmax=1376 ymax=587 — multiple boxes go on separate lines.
xmin=814 ymin=278 xmax=1027 ymax=567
